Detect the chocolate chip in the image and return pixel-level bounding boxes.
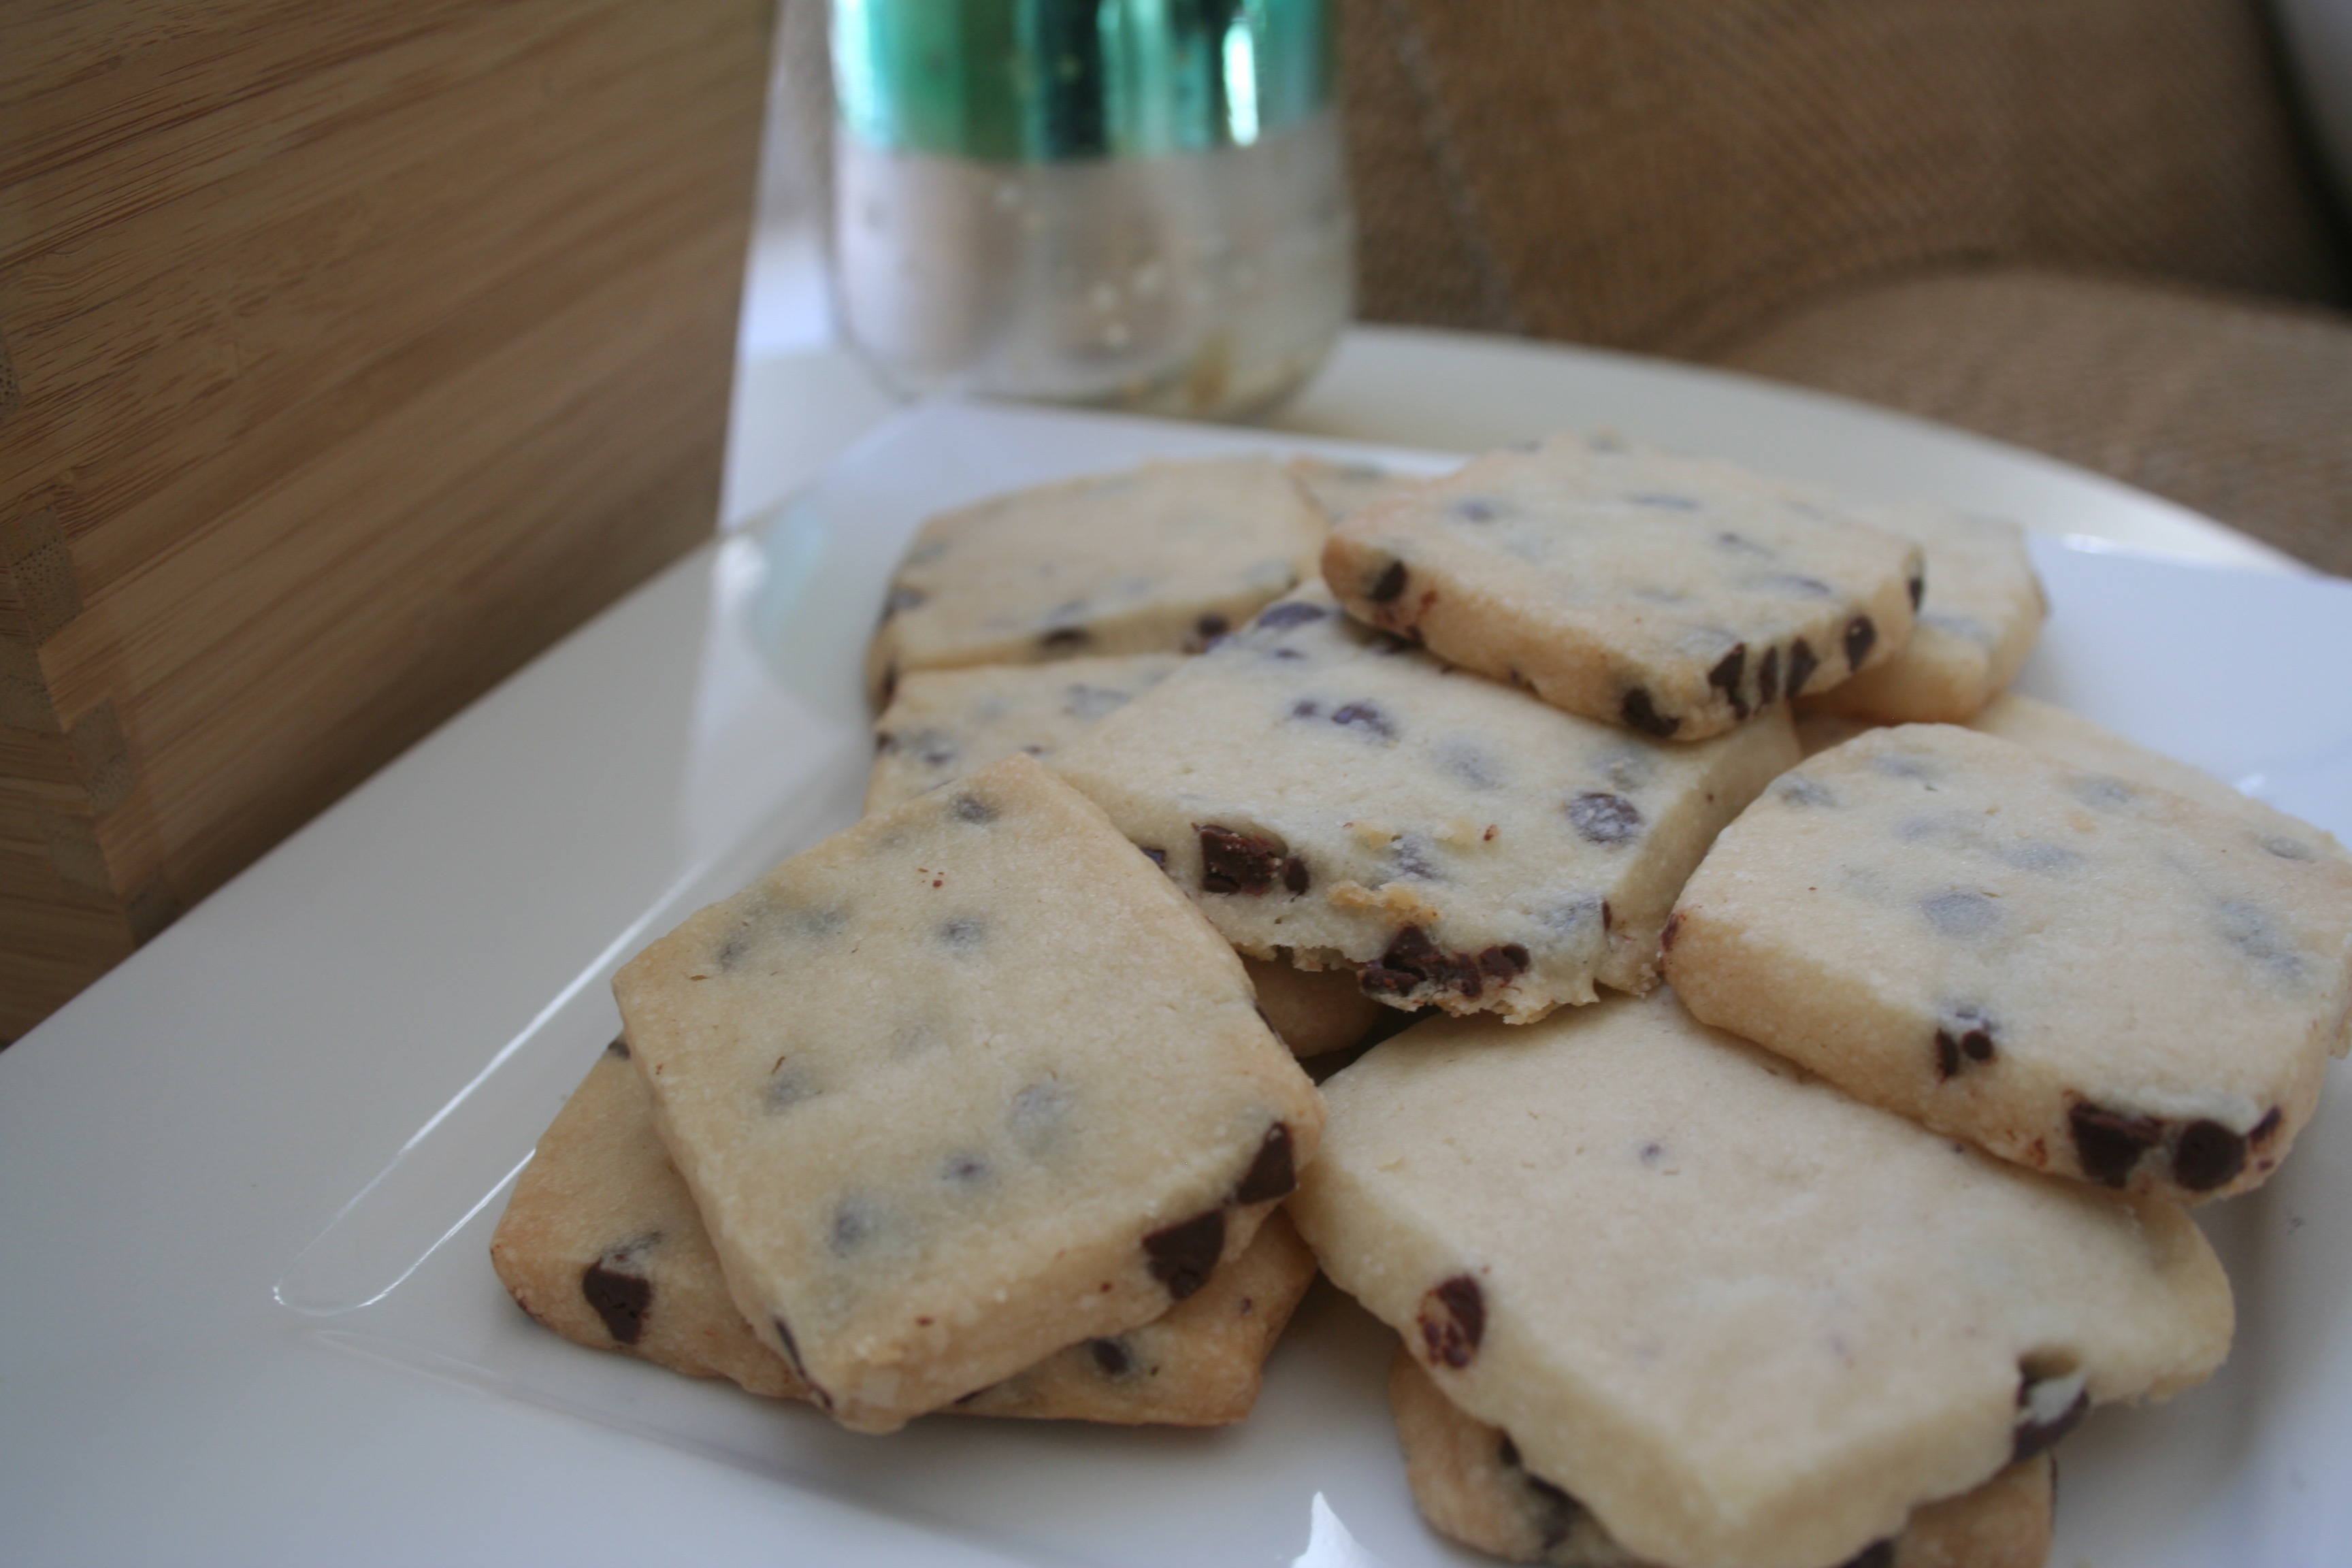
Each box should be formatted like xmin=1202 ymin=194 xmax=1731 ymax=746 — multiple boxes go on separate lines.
xmin=1232 ymin=1123 xmax=1297 ymax=1205
xmin=949 ymin=793 xmax=995 ymax=823
xmin=2250 ymin=1107 xmax=2284 ymax=1145
xmin=1437 ymin=740 xmax=1503 ymax=789
xmin=2012 ymin=1367 xmax=2089 ymax=1462
xmin=1330 ymin=700 xmax=1398 ymax=740
xmin=1283 ymin=856 xmax=1310 ymax=894
xmin=1009 ymin=1082 xmax=1068 ymax=1149
xmin=2001 ymin=840 xmax=2082 ymax=875
xmin=830 ymin=1198 xmax=879 ymax=1253
xmin=2217 ymin=899 xmax=2308 ymax=983
xmin=1908 ymin=573 xmax=1925 ymax=610
xmin=2070 ymin=1101 xmax=2163 ymax=1187
xmin=1785 ymin=638 xmax=1818 ymax=698
xmin=604 ymin=1036 xmax=630 ymax=1060
xmin=1143 ymin=1209 xmax=1226 ymax=1299
xmin=770 ymin=1315 xmax=806 ymax=1375
xmin=1389 ymin=834 xmax=1441 ymax=880
xmin=1777 ymin=775 xmax=1835 ymax=807
xmin=764 ymin=1063 xmax=819 ymax=1111
xmin=1196 ymin=824 xmax=1288 ymax=894
xmin=1757 ymin=645 xmax=1781 ymax=706
xmin=2072 ymin=775 xmax=2136 ymax=809
xmin=1477 ymin=944 xmax=1530 ymax=983
xmin=1254 ymin=600 xmax=1328 ymax=630
xmin=770 ymin=1314 xmax=829 ymax=1408
xmin=581 ymin=1262 xmax=652 ymax=1345
xmin=2172 ymin=1120 xmax=2249 ymax=1192
xmin=1619 ymin=687 xmax=1680 ymax=737
xmin=1088 ymin=1337 xmax=1132 ymax=1377
xmin=1920 ymin=888 xmax=2000 ymax=938
xmin=1933 ymin=1011 xmax=1997 ymax=1079
xmin=1360 ymin=925 xmax=1483 ymax=999
xmin=1368 ymin=560 xmax=1409 ymax=602
xmin=907 ymin=732 xmax=961 ymax=766
xmin=1567 ymin=791 xmax=1644 ymax=845
xmin=1417 ymin=1274 xmax=1485 ymax=1368
xmin=1195 ymin=612 xmax=1229 ymax=642
xmin=1139 ymin=846 xmax=1169 ymax=869
xmin=1707 ymin=643 xmax=1749 ymax=719
xmin=1844 ymin=615 xmax=1877 ymax=672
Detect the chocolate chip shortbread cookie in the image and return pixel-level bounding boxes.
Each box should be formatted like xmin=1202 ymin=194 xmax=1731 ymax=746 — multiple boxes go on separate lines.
xmin=865 ymin=654 xmax=1384 ymax=1056
xmin=1322 ymin=433 xmax=1921 ymax=740
xmin=615 ymin=754 xmax=1323 ymax=1433
xmin=490 ymin=1041 xmax=1318 ymax=1425
xmin=1388 ymin=1350 xmax=2056 ymax=1568
xmin=1666 ymin=724 xmax=2352 ymax=1201
xmin=867 ymin=655 xmax=1186 ymax=814
xmin=1049 ymin=589 xmax=1798 ymax=1022
xmin=866 ymin=457 xmax=1326 ymax=704
xmin=1290 ymin=991 xmax=2229 ymax=1568
xmin=1799 ymin=504 xmax=2043 ymax=725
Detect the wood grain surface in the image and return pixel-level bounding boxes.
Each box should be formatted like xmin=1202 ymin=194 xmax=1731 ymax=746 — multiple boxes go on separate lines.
xmin=0 ymin=0 xmax=772 ymax=1039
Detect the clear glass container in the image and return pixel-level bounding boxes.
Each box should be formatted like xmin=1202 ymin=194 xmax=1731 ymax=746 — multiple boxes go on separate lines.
xmin=829 ymin=0 xmax=1352 ymax=421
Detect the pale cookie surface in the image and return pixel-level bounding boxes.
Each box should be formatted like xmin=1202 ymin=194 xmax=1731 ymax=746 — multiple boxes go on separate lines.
xmin=1799 ymin=505 xmax=2043 ymax=724
xmin=1289 ymin=991 xmax=2230 ymax=1568
xmin=1666 ymin=724 xmax=2352 ymax=1202
xmin=1287 ymin=455 xmax=1428 ymax=522
xmin=1970 ymin=693 xmax=2350 ymax=862
xmin=1322 ymin=433 xmax=1921 ymax=740
xmin=866 ymin=457 xmax=1326 ymax=703
xmin=1049 ymin=589 xmax=1799 ymax=1022
xmin=616 ymin=754 xmax=1323 ymax=1433
xmin=489 ymin=1043 xmax=1319 ymax=1425
xmin=1810 ymin=695 xmax=2352 ymax=869
xmin=864 ymin=653 xmax=1381 ymax=1057
xmin=1387 ymin=1350 xmax=2055 ymax=1568
xmin=867 ymin=655 xmax=1186 ymax=814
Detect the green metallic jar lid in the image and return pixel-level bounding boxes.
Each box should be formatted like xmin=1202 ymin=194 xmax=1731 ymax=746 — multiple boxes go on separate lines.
xmin=832 ymin=0 xmax=1335 ymax=161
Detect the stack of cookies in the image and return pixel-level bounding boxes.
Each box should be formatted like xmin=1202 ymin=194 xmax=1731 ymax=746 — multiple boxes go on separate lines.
xmin=491 ymin=436 xmax=2352 ymax=1567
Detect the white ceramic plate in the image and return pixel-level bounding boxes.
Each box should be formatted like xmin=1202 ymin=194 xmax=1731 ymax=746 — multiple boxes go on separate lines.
xmin=7 ymin=397 xmax=2349 ymax=1567
xmin=282 ymin=403 xmax=2352 ymax=1568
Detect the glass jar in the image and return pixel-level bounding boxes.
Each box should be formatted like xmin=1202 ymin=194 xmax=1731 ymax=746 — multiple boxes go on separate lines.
xmin=829 ymin=0 xmax=1352 ymax=421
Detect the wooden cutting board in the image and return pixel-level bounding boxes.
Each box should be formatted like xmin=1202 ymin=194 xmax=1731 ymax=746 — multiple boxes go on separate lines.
xmin=0 ymin=0 xmax=774 ymax=1039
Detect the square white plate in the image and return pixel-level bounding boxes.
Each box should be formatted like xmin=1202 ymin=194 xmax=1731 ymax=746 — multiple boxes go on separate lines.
xmin=8 ymin=397 xmax=2350 ymax=1567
